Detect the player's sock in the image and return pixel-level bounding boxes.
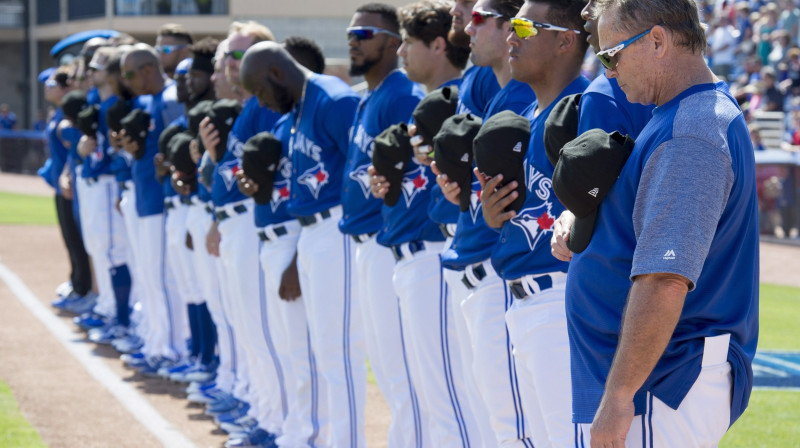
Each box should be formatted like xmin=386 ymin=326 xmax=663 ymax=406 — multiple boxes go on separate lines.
xmin=187 ymin=304 xmax=201 ymax=359
xmin=110 ymin=264 xmax=132 ymax=327
xmin=198 ymin=302 xmax=217 ymax=366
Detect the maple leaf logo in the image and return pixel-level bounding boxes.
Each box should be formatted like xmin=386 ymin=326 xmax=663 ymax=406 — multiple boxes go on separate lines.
xmin=400 ymin=166 xmax=429 ymax=206
xmin=510 ymin=202 xmax=554 ymax=251
xmin=537 ymin=212 xmax=554 ymax=230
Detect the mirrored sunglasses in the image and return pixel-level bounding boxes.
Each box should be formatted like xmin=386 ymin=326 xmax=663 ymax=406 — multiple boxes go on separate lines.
xmin=224 ymin=50 xmax=246 ymax=61
xmin=156 ymin=44 xmax=187 ymax=55
xmin=471 ymin=10 xmax=507 ymax=26
xmin=510 ymin=17 xmax=582 ymax=39
xmin=346 ymin=26 xmax=402 ymax=41
xmin=596 ymin=27 xmax=652 ymax=71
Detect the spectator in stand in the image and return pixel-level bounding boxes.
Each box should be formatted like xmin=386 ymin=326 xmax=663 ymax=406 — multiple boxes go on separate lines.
xmin=778 ymin=0 xmax=800 ymax=41
xmin=0 ymin=103 xmax=17 ymax=130
xmin=710 ymin=15 xmax=739 ymax=79
xmin=750 ymin=123 xmax=768 ymax=150
xmin=736 ymin=2 xmax=754 ymax=44
xmin=755 ymin=3 xmax=778 ymax=65
xmin=783 ymin=109 xmax=800 ymax=147
xmin=762 ymin=66 xmax=786 ymax=111
xmin=768 ymin=29 xmax=791 ymax=68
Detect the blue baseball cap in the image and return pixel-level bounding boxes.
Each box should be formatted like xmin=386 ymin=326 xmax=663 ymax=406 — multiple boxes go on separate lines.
xmin=175 ymin=58 xmax=193 ymax=76
xmin=38 ymin=67 xmax=56 ymax=83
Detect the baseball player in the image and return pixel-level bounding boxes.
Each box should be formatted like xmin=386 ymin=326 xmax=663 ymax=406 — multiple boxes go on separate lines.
xmin=242 ymin=41 xmax=365 ymax=448
xmin=337 ymin=4 xmax=428 ymax=448
xmin=237 ymin=36 xmax=332 ymax=448
xmin=558 ymin=1 xmax=758 ymax=445
xmin=477 ymin=1 xmax=589 ymax=445
xmin=119 ymin=44 xmax=185 ymax=372
xmin=155 ymin=24 xmax=193 ymax=79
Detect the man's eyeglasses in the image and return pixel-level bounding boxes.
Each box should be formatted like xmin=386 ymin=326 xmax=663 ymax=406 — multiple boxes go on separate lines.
xmin=595 ymin=27 xmax=652 ymax=71
xmin=346 ymin=26 xmax=402 ymax=41
xmin=510 ymin=17 xmax=582 ymax=39
xmin=471 ymin=10 xmax=508 ymax=26
xmin=224 ymin=50 xmax=246 ymax=61
xmin=155 ymin=44 xmax=187 ymax=55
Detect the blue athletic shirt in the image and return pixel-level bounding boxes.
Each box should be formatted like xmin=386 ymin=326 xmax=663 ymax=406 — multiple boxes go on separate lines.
xmin=490 ymin=76 xmax=590 ymax=280
xmin=340 ymin=70 xmax=425 ymax=236
xmin=428 ymin=69 xmax=500 ymax=225
xmin=578 ymin=76 xmax=653 ymax=137
xmin=40 ymin=108 xmax=66 ymax=193
xmin=287 ymin=73 xmax=359 ymax=217
xmin=377 ymin=79 xmax=461 ymax=246
xmin=131 ymin=83 xmax=183 ymax=217
xmin=443 ymin=79 xmax=535 ymax=270
xmin=254 ymin=112 xmax=295 ymax=228
xmin=163 ymin=115 xmax=188 ymax=199
xmin=211 ymin=96 xmax=281 ymax=207
xmin=566 ymin=82 xmax=758 ymax=425
xmin=81 ymin=94 xmax=117 ymax=179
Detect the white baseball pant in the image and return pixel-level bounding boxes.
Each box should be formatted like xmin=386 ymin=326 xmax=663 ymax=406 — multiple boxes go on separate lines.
xmin=214 ymin=251 xmax=250 ymax=401
xmin=118 ymin=181 xmax=143 ymax=330
xmin=504 ymin=273 xmax=572 ymax=448
xmin=258 ymin=220 xmax=329 ymax=448
xmin=355 ymin=237 xmax=422 ymax=448
xmin=165 ymin=198 xmax=202 ymax=305
xmin=296 ymin=206 xmax=367 ymax=448
xmin=574 ymin=335 xmax=733 ymax=448
xmin=217 ymin=200 xmax=283 ymax=431
xmin=185 ymin=201 xmax=236 ymax=394
xmin=393 ymin=241 xmax=481 ymax=448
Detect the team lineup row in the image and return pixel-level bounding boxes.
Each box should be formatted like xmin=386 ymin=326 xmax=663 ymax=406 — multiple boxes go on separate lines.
xmin=40 ymin=0 xmax=759 ymax=447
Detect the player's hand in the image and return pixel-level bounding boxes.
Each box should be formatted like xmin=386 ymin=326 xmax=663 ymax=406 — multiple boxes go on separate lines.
xmin=590 ymin=393 xmax=635 ymax=448
xmin=119 ymin=130 xmax=139 ymax=156
xmin=170 ymin=170 xmax=193 ymax=196
xmin=279 ymin=254 xmax=301 ymax=302
xmin=206 ymin=221 xmax=221 ymax=257
xmin=408 ymin=124 xmax=433 ymax=166
xmin=431 ymin=162 xmax=460 ymax=206
xmin=185 ymin=232 xmax=193 ymax=250
xmin=476 ymin=169 xmax=517 ymax=229
xmin=109 ymin=131 xmax=123 ymax=150
xmin=235 ymin=171 xmax=259 ymax=197
xmin=154 ymin=153 xmax=171 ymax=179
xmin=59 ymin=172 xmax=73 ymax=200
xmin=198 ymin=117 xmax=220 ymax=161
xmin=77 ymin=135 xmax=97 ymax=158
xmin=189 ymin=138 xmax=201 ymax=164
xmin=368 ymin=165 xmax=389 ymax=199
xmin=551 ymin=210 xmax=575 ymax=262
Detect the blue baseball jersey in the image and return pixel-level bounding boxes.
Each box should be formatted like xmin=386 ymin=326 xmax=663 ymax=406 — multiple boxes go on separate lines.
xmin=287 ymin=73 xmax=359 ymax=217
xmin=163 ymin=115 xmax=188 ymax=199
xmin=442 ymin=79 xmax=535 ymax=270
xmin=254 ymin=112 xmax=295 ymax=228
xmin=112 ymin=150 xmax=134 ymax=183
xmin=566 ymin=82 xmax=758 ymax=425
xmin=340 ymin=70 xmax=425 ymax=236
xmin=81 ymin=95 xmax=117 ymax=179
xmin=39 ymin=108 xmax=66 ymax=193
xmin=87 ymin=86 xmax=100 ymax=106
xmin=578 ymin=76 xmax=653 ymax=136
xmin=211 ymin=96 xmax=281 ymax=207
xmin=490 ymin=76 xmax=590 ymax=280
xmin=131 ymin=83 xmax=183 ymax=217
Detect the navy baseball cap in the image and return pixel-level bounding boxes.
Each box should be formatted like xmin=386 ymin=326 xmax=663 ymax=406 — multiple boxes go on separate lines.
xmin=544 ymin=93 xmax=582 ymax=167
xmin=120 ymin=109 xmax=151 ymax=160
xmin=159 ymin=123 xmax=187 ymax=157
xmin=62 ymin=90 xmax=89 ymax=121
xmin=432 ymin=113 xmax=482 ymax=212
xmin=168 ymin=132 xmax=198 ymax=193
xmin=412 ymin=85 xmax=459 ymax=148
xmin=76 ymin=104 xmax=100 ymax=137
xmin=241 ymin=132 xmax=283 ymax=205
xmin=372 ymin=123 xmax=414 ymax=207
xmin=207 ymin=99 xmax=242 ymax=162
xmin=106 ymin=99 xmax=132 ymax=133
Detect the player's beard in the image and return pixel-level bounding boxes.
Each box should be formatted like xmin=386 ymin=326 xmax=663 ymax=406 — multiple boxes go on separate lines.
xmin=448 ymin=28 xmax=471 ymax=49
xmin=349 ymin=51 xmax=383 ymax=77
xmin=270 ymin=78 xmax=295 ymax=115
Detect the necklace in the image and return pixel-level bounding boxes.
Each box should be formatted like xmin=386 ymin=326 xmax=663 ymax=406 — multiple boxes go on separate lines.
xmin=291 ymin=77 xmax=309 ymax=135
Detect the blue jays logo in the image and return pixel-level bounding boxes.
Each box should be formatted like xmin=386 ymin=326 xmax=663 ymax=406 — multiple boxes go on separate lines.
xmin=468 ymin=180 xmax=482 ymax=223
xmin=270 ymin=179 xmax=291 ymax=212
xmin=400 ymin=166 xmax=429 ymax=207
xmin=349 ymin=163 xmax=372 ymax=199
xmin=218 ymin=159 xmax=240 ymax=192
xmin=298 ymin=163 xmax=330 ymax=199
xmin=510 ymin=202 xmax=555 ymax=251
xmin=90 ymin=133 xmax=107 ymax=165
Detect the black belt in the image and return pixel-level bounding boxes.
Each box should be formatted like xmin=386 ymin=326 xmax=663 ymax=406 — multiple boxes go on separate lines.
xmin=390 ymin=240 xmax=426 ymax=261
xmin=180 ymin=197 xmax=193 ymax=205
xmin=509 ymin=274 xmax=554 ymax=300
xmin=85 ymin=177 xmax=100 ymax=186
xmin=297 ymin=209 xmax=332 ymax=227
xmin=164 ymin=200 xmax=176 ymax=210
xmin=461 ymin=263 xmax=488 ymax=290
xmin=205 ymin=204 xmax=214 ymax=214
xmin=215 ymin=203 xmax=248 ymax=221
xmin=439 ymin=223 xmax=456 ymax=238
xmin=351 ymin=232 xmax=376 ymax=243
xmin=258 ymin=225 xmax=288 ymax=242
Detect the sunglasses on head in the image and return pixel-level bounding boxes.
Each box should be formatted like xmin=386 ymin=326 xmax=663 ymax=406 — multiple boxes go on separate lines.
xmin=510 ymin=17 xmax=582 ymax=39
xmin=595 ymin=27 xmax=652 ymax=71
xmin=471 ymin=9 xmax=508 ymax=26
xmin=156 ymin=44 xmax=187 ymax=55
xmin=346 ymin=26 xmax=402 ymax=41
xmin=224 ymin=50 xmax=246 ymax=61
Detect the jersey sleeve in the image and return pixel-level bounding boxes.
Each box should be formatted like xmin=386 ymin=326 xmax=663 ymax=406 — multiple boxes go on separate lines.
xmin=324 ymin=95 xmax=359 ymax=157
xmin=385 ymin=94 xmax=421 ymax=127
xmin=630 ymin=137 xmax=734 ymax=290
xmin=578 ymin=92 xmax=634 ymax=136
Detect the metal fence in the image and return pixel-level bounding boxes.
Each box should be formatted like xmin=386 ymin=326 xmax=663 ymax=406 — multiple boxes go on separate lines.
xmin=0 ymin=131 xmax=48 ymax=175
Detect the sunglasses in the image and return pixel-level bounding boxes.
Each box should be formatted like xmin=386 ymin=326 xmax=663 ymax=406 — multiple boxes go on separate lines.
xmin=510 ymin=17 xmax=582 ymax=39
xmin=471 ymin=10 xmax=508 ymax=26
xmin=346 ymin=26 xmax=402 ymax=41
xmin=156 ymin=44 xmax=187 ymax=55
xmin=596 ymin=27 xmax=652 ymax=71
xmin=224 ymin=49 xmax=246 ymax=61
xmin=88 ymin=62 xmax=106 ymax=71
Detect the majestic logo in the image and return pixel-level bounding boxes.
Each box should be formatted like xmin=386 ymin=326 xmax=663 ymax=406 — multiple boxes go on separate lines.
xmin=349 ymin=163 xmax=372 ymax=199
xmin=663 ymin=249 xmax=676 ymax=260
xmin=400 ymin=166 xmax=430 ymax=206
xmin=297 ymin=163 xmax=330 ymax=199
xmin=469 ymin=180 xmax=482 ymax=223
xmin=270 ymin=179 xmax=291 ymax=212
xmin=510 ymin=201 xmax=555 ymax=251
xmin=460 ymin=153 xmax=469 ymax=163
xmin=512 ymin=141 xmax=523 ymax=152
xmin=588 ymin=188 xmax=599 ymax=197
xmin=218 ymin=159 xmax=240 ymax=191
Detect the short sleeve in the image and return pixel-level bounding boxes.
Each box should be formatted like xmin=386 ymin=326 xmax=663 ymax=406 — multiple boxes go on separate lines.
xmin=325 ymin=95 xmax=359 ymax=157
xmin=578 ymin=92 xmax=632 ymax=135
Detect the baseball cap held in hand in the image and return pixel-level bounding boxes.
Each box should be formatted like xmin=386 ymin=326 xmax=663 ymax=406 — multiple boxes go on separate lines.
xmin=120 ymin=109 xmax=151 ymax=160
xmin=473 ymin=110 xmax=530 ymax=214
xmin=544 ymin=93 xmax=581 ymax=167
xmin=159 ymin=123 xmax=187 ymax=157
xmin=106 ymin=99 xmax=132 ymax=133
xmin=412 ymin=85 xmax=459 ymax=148
xmin=552 ymin=129 xmax=634 ymax=253
xmin=168 ymin=132 xmax=198 ymax=192
xmin=241 ymin=132 xmax=283 ymax=205
xmin=433 ymin=113 xmax=482 ymax=212
xmin=208 ymin=99 xmax=242 ymax=162
xmin=372 ymin=123 xmax=414 ymax=207
xmin=76 ymin=104 xmax=100 ymax=137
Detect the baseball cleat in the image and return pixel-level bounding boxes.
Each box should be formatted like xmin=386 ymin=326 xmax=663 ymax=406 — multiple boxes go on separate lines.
xmin=224 ymin=428 xmax=277 ymax=448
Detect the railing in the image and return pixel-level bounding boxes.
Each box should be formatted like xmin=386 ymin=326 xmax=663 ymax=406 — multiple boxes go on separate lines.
xmin=115 ymin=0 xmax=228 ymax=15
xmin=0 ymin=2 xmax=23 ymax=28
xmin=0 ymin=130 xmax=48 ymax=175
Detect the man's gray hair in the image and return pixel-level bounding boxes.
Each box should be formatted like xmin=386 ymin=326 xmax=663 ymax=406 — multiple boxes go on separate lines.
xmin=596 ymin=0 xmax=707 ymax=54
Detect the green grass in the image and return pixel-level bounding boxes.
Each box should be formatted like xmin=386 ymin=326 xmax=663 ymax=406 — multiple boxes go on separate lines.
xmin=0 ymin=192 xmax=56 ymax=226
xmin=721 ymin=283 xmax=800 ymax=447
xmin=0 ymin=379 xmax=46 ymax=448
